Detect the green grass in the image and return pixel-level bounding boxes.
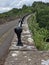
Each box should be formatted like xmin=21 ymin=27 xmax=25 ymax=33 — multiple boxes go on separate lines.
xmin=28 ymin=14 xmax=49 ymax=51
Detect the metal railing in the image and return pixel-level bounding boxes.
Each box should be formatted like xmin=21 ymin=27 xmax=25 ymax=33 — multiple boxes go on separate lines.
xmin=14 ymin=14 xmax=30 ymax=46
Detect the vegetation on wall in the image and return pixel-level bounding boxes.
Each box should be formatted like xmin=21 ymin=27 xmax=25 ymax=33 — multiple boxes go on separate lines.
xmin=28 ymin=2 xmax=49 ymax=50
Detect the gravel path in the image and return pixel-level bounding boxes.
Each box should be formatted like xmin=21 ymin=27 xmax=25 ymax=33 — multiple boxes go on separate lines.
xmin=0 ymin=19 xmax=19 ymax=37
xmin=0 ymin=19 xmax=20 ymax=65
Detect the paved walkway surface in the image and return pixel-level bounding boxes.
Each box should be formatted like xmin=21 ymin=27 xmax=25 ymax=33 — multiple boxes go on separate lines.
xmin=4 ymin=16 xmax=49 ymax=65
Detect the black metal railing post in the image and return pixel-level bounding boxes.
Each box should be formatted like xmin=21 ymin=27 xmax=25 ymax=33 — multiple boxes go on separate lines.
xmin=14 ymin=26 xmax=23 ymax=46
xmin=14 ymin=17 xmax=24 ymax=46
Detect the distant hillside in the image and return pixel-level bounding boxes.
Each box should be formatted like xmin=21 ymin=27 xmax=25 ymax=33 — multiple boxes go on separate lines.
xmin=0 ymin=1 xmax=49 ymax=25
xmin=0 ymin=5 xmax=32 ymax=24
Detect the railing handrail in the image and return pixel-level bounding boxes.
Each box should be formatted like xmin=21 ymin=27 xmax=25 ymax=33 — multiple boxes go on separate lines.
xmin=14 ymin=13 xmax=30 ymax=46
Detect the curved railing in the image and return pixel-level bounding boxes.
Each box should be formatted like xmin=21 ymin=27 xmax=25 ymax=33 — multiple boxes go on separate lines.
xmin=14 ymin=13 xmax=30 ymax=46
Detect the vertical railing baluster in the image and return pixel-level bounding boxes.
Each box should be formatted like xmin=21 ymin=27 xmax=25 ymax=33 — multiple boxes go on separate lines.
xmin=14 ymin=16 xmax=25 ymax=46
xmin=14 ymin=14 xmax=29 ymax=46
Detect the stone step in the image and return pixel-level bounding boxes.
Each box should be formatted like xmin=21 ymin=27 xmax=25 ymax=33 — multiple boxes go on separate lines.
xmin=9 ymin=42 xmax=37 ymax=51
xmin=9 ymin=47 xmax=37 ymax=51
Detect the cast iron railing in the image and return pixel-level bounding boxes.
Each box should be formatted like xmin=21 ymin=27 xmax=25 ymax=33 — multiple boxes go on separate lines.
xmin=14 ymin=14 xmax=29 ymax=46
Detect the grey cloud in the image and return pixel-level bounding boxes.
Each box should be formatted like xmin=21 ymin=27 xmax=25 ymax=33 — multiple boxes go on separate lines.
xmin=0 ymin=0 xmax=49 ymax=13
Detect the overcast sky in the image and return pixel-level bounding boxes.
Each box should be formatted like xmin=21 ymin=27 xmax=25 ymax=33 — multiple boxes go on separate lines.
xmin=0 ymin=0 xmax=49 ymax=13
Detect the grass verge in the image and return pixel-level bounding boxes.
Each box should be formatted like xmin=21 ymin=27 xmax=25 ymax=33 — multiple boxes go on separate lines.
xmin=28 ymin=13 xmax=49 ymax=51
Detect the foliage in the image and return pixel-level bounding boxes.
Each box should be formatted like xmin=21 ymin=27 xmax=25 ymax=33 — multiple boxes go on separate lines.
xmin=0 ymin=5 xmax=32 ymax=24
xmin=28 ymin=13 xmax=49 ymax=50
xmin=31 ymin=2 xmax=49 ymax=50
